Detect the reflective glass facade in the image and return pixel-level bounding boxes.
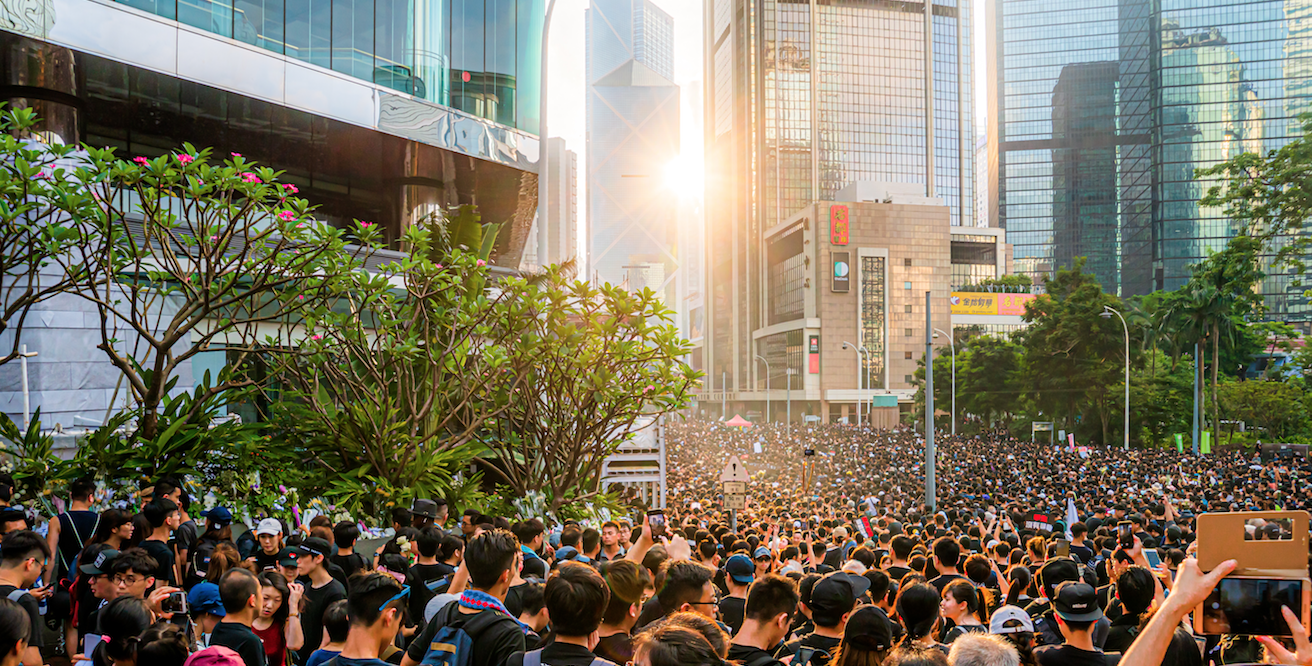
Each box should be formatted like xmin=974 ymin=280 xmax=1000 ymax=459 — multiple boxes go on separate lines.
xmin=117 ymin=0 xmax=543 ymax=132
xmin=705 ymin=0 xmax=973 ymax=394
xmin=994 ymin=0 xmax=1312 ymax=325
xmin=859 ymin=255 xmax=887 ymax=390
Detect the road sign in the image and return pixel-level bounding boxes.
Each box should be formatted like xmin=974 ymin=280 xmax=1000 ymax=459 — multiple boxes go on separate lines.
xmin=724 ymin=494 xmax=746 ymax=510
xmin=723 ymin=481 xmax=746 ymax=495
xmin=721 ymin=457 xmax=749 ymax=483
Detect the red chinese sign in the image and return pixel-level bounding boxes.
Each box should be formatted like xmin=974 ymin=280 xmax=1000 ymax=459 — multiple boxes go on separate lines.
xmin=830 ymin=205 xmax=849 ymax=245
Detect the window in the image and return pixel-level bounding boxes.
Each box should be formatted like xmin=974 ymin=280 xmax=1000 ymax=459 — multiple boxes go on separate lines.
xmin=904 ymin=258 xmax=912 ymax=267
xmin=904 ymin=304 xmax=912 ymax=313
xmin=904 ymin=281 xmax=912 ymax=290
xmin=905 ymin=374 xmax=913 ymax=384
xmin=904 ymin=351 xmax=912 ymax=359
xmin=860 ymin=256 xmax=887 ymax=389
xmin=904 ymin=328 xmax=913 ymax=337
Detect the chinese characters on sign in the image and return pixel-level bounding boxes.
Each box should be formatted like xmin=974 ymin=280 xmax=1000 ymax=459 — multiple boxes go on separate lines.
xmin=948 ymin=292 xmax=1038 ymax=316
xmin=808 ymin=335 xmax=820 ymax=374
xmin=830 ymin=205 xmax=849 ymax=245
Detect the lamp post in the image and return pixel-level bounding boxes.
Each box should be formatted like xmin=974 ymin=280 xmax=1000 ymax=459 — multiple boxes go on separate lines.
xmin=19 ymin=345 xmax=37 ymax=430
xmin=1100 ymin=305 xmax=1130 ymax=450
xmin=924 ymin=291 xmax=935 ymax=512
xmin=858 ymin=345 xmax=870 ymax=426
xmin=841 ymin=341 xmax=862 ymax=425
xmin=933 ymin=328 xmax=956 ymax=436
xmin=786 ymin=367 xmax=797 ymax=431
xmin=754 ymin=354 xmax=771 ymax=423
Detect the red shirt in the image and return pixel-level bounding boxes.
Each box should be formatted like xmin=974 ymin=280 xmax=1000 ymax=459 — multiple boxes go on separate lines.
xmin=252 ymin=620 xmax=287 ymax=666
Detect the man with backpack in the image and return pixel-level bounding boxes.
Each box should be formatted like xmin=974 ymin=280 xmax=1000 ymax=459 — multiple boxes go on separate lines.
xmin=506 ymin=561 xmax=615 ymax=666
xmin=776 ymin=571 xmax=868 ymax=666
xmin=402 ymin=529 xmax=527 ymax=666
xmin=0 ymin=530 xmax=51 ymax=666
xmin=317 ymin=573 xmax=408 ymax=666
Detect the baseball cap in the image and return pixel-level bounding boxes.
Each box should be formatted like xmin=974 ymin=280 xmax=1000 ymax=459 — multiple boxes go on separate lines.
xmin=201 ymin=507 xmax=233 ymax=526
xmin=255 ymin=518 xmax=283 ymax=536
xmin=183 ymin=646 xmax=243 ymax=666
xmin=844 ymin=606 xmax=894 ymax=652
xmin=80 ymin=548 xmax=119 ymax=575
xmin=555 ymin=546 xmax=580 ymax=562
xmin=276 ymin=547 xmax=299 ymax=568
xmin=753 ymin=547 xmax=772 ymax=560
xmin=989 ymin=605 xmax=1034 ymax=634
xmin=726 ymin=554 xmax=755 ymax=584
xmin=1052 ymin=582 xmax=1103 ymax=622
xmin=809 ymin=571 xmax=871 ymax=618
xmin=297 ymin=536 xmax=332 ymax=558
xmin=411 ymin=499 xmax=438 ymax=520
xmin=187 ymin=583 xmax=226 ymax=617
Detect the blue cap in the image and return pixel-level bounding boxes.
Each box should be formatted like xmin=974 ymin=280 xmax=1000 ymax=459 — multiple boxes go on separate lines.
xmin=188 ymin=583 xmax=226 ymax=617
xmin=753 ymin=547 xmax=772 ymax=560
xmin=726 ymin=554 xmax=755 ymax=584
xmin=201 ymin=506 xmax=233 ymax=525
xmin=555 ymin=546 xmax=579 ymax=561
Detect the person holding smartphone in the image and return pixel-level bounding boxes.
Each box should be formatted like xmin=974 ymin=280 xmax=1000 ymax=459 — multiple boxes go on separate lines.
xmin=0 ymin=531 xmax=50 ymax=666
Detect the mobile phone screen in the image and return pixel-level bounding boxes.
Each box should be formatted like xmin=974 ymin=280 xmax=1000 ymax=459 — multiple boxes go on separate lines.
xmin=1054 ymin=539 xmax=1070 ymax=558
xmin=647 ymin=510 xmax=666 ymax=538
xmin=1118 ymin=522 xmax=1134 ymax=549
xmin=1143 ymin=548 xmax=1162 ymax=569
xmin=1199 ymin=578 xmax=1304 ymax=635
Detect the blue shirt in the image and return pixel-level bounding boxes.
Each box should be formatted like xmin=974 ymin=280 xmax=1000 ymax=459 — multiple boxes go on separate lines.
xmin=305 ymin=649 xmax=341 ymax=666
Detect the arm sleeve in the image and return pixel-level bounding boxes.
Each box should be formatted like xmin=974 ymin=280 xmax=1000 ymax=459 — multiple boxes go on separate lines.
xmin=406 ymin=614 xmax=441 ymax=662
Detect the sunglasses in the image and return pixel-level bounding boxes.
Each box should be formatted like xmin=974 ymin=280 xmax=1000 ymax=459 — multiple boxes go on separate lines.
xmin=378 ymin=585 xmax=411 ymax=612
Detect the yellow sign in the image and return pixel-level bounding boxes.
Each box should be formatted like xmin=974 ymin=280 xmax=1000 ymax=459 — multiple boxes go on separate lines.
xmin=949 ymin=292 xmax=1038 ymax=316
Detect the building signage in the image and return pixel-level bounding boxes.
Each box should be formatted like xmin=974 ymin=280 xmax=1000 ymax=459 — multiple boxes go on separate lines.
xmin=832 ymin=251 xmax=850 ymax=292
xmin=948 ymin=292 xmax=1038 ymax=316
xmin=830 ymin=205 xmax=849 ymax=245
xmin=808 ymin=335 xmax=820 ymax=374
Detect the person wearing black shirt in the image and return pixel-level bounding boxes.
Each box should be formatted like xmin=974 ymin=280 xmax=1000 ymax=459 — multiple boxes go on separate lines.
xmin=295 ymin=537 xmax=348 ymax=665
xmin=140 ymin=498 xmax=181 ymax=586
xmin=718 ymin=554 xmax=754 ymax=635
xmin=329 ymin=572 xmax=410 ymax=666
xmin=251 ymin=518 xmax=285 ymax=572
xmin=594 ymin=560 xmax=648 ymax=665
xmin=777 ymin=572 xmax=868 ymax=666
xmin=727 ymin=574 xmax=798 ymax=666
xmin=403 ymin=529 xmax=526 ymax=666
xmin=1034 ymin=582 xmax=1115 ymax=666
xmin=331 ymin=521 xmax=368 ymax=580
xmin=928 ymin=537 xmax=966 ymax=595
xmin=408 ymin=526 xmax=448 ymax=623
xmin=211 ymin=568 xmax=267 ymax=666
xmin=506 ymin=561 xmax=614 ymax=666
xmin=0 ymin=530 xmax=51 ymax=666
xmin=512 ymin=519 xmax=549 ymax=580
xmin=44 ymin=477 xmax=99 ymax=584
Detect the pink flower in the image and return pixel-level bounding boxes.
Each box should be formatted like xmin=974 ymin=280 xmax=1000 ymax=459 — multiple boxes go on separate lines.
xmin=436 ymin=264 xmax=443 ymax=269
xmin=241 ymin=172 xmax=261 ymax=184
xmin=645 ymin=385 xmax=655 ymax=392
xmin=283 ymin=183 xmax=299 ymax=194
xmin=175 ymin=154 xmax=194 ymax=164
xmin=476 ymin=259 xmax=486 ymax=267
xmin=310 ymin=334 xmax=322 ymax=341
xmin=277 ymin=210 xmax=296 ymax=221
xmin=133 ymin=156 xmax=149 ymax=165
xmin=297 ymin=295 xmax=305 ymax=300
xmin=231 ymin=152 xmax=242 ymax=157
xmin=35 ymin=170 xmax=47 ymax=179
xmin=296 ymin=222 xmax=306 ymax=228
xmin=361 ymin=221 xmax=373 ymax=227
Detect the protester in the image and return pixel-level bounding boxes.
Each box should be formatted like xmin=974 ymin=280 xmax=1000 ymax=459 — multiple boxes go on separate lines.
xmin=252 ymin=571 xmax=303 ymax=666
xmin=948 ymin=634 xmax=1020 ymax=666
xmin=210 ymin=569 xmax=266 ymax=666
xmin=92 ymin=596 xmax=155 ymax=666
xmin=507 ymin=561 xmax=610 ymax=665
xmin=295 ymin=536 xmax=348 ymax=665
xmin=44 ymin=477 xmax=100 ymax=584
xmin=304 ymin=599 xmax=349 ymax=666
xmin=594 ymin=560 xmax=651 ymax=663
xmin=779 ymin=571 xmax=869 ymax=666
xmin=0 ymin=531 xmax=49 ymax=666
xmin=940 ymin=579 xmax=987 ymax=644
xmin=1031 ymin=582 xmax=1109 ymax=666
xmin=251 ymin=520 xmax=284 ymax=572
xmin=140 ymin=498 xmax=181 ymax=586
xmin=726 ymin=574 xmax=798 ymax=666
xmin=719 ymin=553 xmax=753 ymax=634
xmin=632 ymin=624 xmax=721 ymax=666
xmin=328 ymin=573 xmax=409 ymax=666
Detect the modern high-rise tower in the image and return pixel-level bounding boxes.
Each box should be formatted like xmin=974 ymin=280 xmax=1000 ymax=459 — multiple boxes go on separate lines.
xmin=702 ymin=0 xmax=975 ymax=401
xmin=989 ymin=0 xmax=1312 ymax=327
xmin=586 ymin=0 xmax=680 ymax=296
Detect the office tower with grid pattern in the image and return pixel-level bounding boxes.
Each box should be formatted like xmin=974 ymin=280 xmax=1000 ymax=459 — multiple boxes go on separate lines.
xmin=701 ymin=0 xmax=974 ymax=398
xmin=990 ymin=0 xmax=1312 ymax=327
xmin=586 ymin=0 xmax=680 ymax=293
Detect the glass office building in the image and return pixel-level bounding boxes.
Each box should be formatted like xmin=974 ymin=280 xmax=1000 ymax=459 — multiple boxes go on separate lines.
xmin=991 ymin=0 xmax=1312 ymax=326
xmin=703 ymin=0 xmax=974 ymax=396
xmin=117 ymin=0 xmax=543 ymax=132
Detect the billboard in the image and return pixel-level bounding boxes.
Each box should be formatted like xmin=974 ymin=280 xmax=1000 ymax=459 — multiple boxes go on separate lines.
xmin=832 ymin=251 xmax=850 ymax=292
xmin=949 ymin=292 xmax=1038 ymax=316
xmin=830 ymin=205 xmax=849 ymax=245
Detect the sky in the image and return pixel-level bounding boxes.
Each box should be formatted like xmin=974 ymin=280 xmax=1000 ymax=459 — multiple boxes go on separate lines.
xmin=546 ymin=0 xmax=991 ymax=248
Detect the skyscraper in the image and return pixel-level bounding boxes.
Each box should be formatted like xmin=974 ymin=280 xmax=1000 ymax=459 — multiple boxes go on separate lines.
xmin=702 ymin=0 xmax=974 ymax=399
xmin=586 ymin=0 xmax=680 ymax=295
xmin=990 ymin=0 xmax=1312 ymax=326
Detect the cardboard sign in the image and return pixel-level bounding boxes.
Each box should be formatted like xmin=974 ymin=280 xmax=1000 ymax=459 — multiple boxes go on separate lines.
xmin=1198 ymin=511 xmax=1310 ymax=576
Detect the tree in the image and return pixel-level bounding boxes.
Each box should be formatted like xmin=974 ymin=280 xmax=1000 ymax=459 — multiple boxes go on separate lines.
xmin=1019 ymin=258 xmax=1128 ymax=445
xmin=475 ymin=274 xmax=700 ymax=512
xmin=1219 ymin=380 xmax=1308 ymax=441
xmin=0 ymin=108 xmax=87 ymax=366
xmin=268 ymin=226 xmax=533 ymax=516
xmin=54 ymin=147 xmax=368 ymax=444
xmin=957 ymin=335 xmax=1024 ymax=429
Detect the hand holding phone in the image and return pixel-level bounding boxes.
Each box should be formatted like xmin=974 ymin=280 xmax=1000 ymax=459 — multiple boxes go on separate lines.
xmin=647 ymin=509 xmax=667 ymax=539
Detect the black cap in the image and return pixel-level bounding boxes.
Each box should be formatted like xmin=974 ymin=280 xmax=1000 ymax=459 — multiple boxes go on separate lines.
xmin=411 ymin=499 xmax=438 ymax=519
xmin=844 ymin=606 xmax=894 ymax=652
xmin=276 ymin=547 xmax=299 ymax=568
xmin=80 ymin=548 xmax=119 ymax=575
xmin=809 ymin=572 xmax=871 ymax=619
xmin=297 ymin=536 xmax=332 ymax=559
xmin=1052 ymin=582 xmax=1103 ymax=622
xmin=1038 ymin=558 xmax=1081 ymax=596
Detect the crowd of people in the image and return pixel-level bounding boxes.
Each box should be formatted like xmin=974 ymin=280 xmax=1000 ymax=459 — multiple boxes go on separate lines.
xmin=0 ymin=419 xmax=1305 ymax=666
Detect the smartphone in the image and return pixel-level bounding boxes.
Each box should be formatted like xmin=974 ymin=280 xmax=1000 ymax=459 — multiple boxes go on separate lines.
xmin=793 ymin=520 xmax=802 ymax=530
xmin=1194 ymin=577 xmax=1312 ymax=636
xmin=162 ymin=590 xmax=188 ymax=614
xmin=1117 ymin=521 xmax=1134 ymax=550
xmin=647 ymin=509 xmax=667 ymax=539
xmin=1143 ymin=548 xmax=1162 ymax=569
xmin=1053 ymin=539 xmax=1070 ymax=558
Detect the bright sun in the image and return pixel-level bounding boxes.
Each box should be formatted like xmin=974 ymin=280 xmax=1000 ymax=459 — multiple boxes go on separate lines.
xmin=663 ymin=154 xmax=705 ymax=195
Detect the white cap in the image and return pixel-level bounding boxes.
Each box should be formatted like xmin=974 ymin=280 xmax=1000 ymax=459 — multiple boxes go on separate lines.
xmin=255 ymin=518 xmax=283 ymax=536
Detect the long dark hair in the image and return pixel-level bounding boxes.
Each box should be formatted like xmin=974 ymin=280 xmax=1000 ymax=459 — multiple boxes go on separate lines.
xmin=135 ymin=621 xmax=188 ymax=666
xmin=95 ymin=597 xmax=153 ymax=665
xmin=943 ymin=579 xmax=984 ymax=623
xmin=89 ymin=509 xmax=134 ymax=546
xmin=0 ymin=598 xmax=30 ymax=660
xmin=894 ymin=583 xmax=941 ymax=647
xmin=1004 ymin=566 xmax=1031 ymax=608
xmin=258 ymin=571 xmax=292 ymax=624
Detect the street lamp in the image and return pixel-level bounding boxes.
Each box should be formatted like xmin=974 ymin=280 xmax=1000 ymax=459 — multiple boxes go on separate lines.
xmin=932 ymin=328 xmax=956 ymax=436
xmin=19 ymin=345 xmax=37 ymax=430
xmin=754 ymin=354 xmax=771 ymax=423
xmin=786 ymin=367 xmax=797 ymax=430
xmin=841 ymin=341 xmax=863 ymax=425
xmin=1101 ymin=305 xmax=1130 ymax=450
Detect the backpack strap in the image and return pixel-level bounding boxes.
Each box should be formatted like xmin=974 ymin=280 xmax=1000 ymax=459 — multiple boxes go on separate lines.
xmin=590 ymin=658 xmax=619 ymax=666
xmin=523 ymin=649 xmax=543 ymax=666
xmin=6 ymin=589 xmax=25 ymax=602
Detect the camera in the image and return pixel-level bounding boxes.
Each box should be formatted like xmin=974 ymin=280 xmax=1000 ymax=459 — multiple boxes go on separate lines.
xmin=162 ymin=590 xmax=188 ymax=614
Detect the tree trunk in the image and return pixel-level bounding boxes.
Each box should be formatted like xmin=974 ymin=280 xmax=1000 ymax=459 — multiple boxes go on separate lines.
xmin=1211 ymin=324 xmax=1220 ymax=439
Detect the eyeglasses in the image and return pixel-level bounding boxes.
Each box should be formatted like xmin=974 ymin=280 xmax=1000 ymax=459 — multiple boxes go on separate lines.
xmin=378 ymin=585 xmax=410 ymax=611
xmin=113 ymin=575 xmax=143 ymax=586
